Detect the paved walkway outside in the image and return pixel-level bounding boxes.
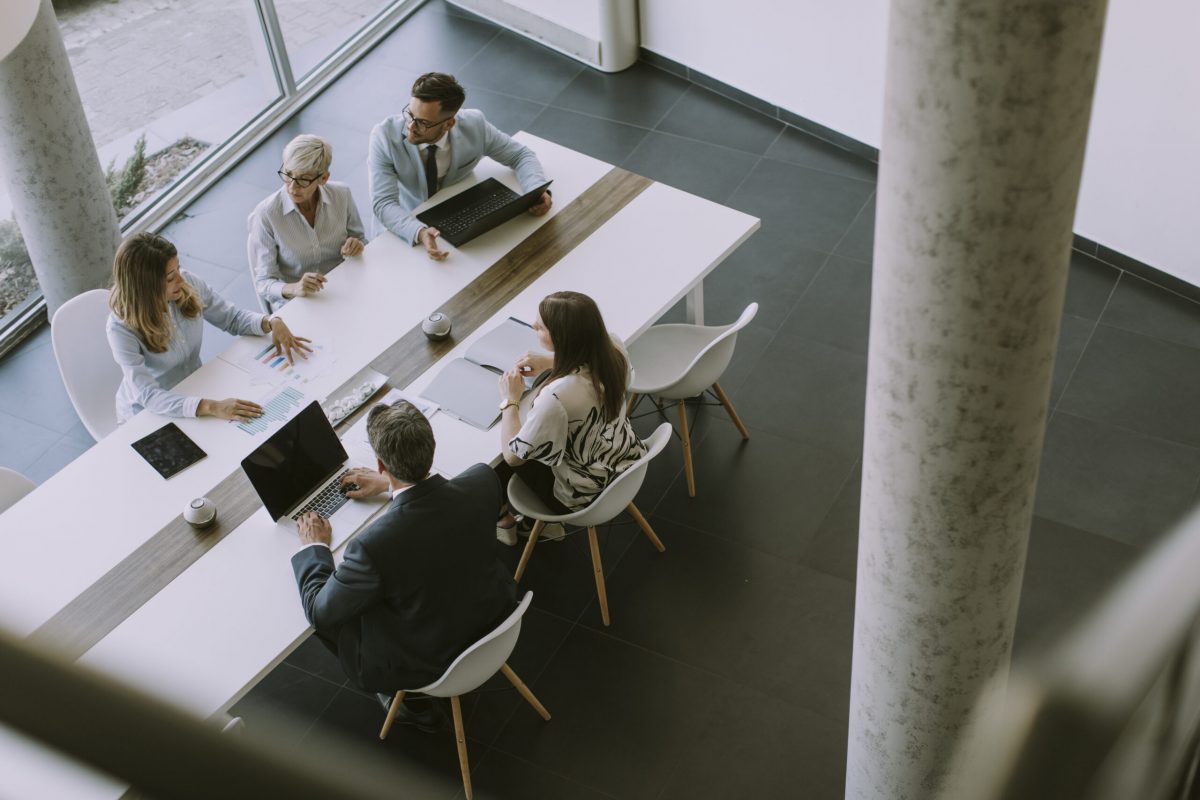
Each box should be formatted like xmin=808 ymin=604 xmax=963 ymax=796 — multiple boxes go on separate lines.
xmin=58 ymin=0 xmax=386 ymax=150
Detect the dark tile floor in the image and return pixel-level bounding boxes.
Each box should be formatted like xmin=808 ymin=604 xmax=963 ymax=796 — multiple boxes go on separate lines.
xmin=3 ymin=2 xmax=1199 ymax=797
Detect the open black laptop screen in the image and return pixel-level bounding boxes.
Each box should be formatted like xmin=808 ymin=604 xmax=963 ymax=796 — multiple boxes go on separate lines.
xmin=241 ymin=401 xmax=348 ymax=521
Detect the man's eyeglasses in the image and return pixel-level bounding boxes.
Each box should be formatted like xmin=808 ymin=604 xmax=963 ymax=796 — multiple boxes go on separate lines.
xmin=278 ymin=168 xmax=319 ymax=188
xmin=402 ymin=106 xmax=453 ymax=132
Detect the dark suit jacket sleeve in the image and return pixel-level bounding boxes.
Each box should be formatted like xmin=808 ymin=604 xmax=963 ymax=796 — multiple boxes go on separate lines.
xmin=291 ymin=540 xmax=384 ymax=632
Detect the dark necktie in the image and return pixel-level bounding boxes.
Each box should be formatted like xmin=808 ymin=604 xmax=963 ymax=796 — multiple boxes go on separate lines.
xmin=424 ymin=144 xmax=439 ymax=198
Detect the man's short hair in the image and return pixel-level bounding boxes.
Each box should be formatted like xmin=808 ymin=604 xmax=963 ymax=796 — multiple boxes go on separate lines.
xmin=366 ymin=401 xmax=435 ymax=483
xmin=411 ymin=72 xmax=466 ymax=116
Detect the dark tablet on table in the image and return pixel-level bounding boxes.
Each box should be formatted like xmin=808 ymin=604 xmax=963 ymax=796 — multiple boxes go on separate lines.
xmin=131 ymin=422 xmax=207 ymax=479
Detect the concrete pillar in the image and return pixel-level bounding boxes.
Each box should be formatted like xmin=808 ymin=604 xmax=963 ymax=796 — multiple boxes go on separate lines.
xmin=846 ymin=2 xmax=1109 ymax=798
xmin=0 ymin=0 xmax=120 ymax=317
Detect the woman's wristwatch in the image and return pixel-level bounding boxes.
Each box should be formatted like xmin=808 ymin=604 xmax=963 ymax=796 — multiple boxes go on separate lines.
xmin=499 ymin=399 xmax=519 ymax=412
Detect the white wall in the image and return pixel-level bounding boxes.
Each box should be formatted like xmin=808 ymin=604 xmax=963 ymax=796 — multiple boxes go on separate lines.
xmin=640 ymin=0 xmax=1200 ymax=285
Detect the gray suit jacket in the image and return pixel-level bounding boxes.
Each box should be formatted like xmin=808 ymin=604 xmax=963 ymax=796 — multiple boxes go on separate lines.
xmin=367 ymin=108 xmax=548 ymax=244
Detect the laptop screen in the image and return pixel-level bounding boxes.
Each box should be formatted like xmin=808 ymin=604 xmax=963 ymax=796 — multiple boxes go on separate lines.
xmin=241 ymin=401 xmax=348 ymax=521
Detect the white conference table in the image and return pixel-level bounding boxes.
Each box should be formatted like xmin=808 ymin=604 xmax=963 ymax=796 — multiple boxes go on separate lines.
xmin=0 ymin=133 xmax=758 ymax=798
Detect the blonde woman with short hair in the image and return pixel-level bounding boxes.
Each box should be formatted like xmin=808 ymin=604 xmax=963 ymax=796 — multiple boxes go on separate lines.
xmin=247 ymin=134 xmax=366 ymax=312
xmin=107 ymin=232 xmax=312 ymax=423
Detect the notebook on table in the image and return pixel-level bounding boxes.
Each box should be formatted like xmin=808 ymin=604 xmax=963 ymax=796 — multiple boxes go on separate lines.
xmin=419 ymin=317 xmax=548 ymax=430
xmin=240 ymin=401 xmax=383 ymax=542
xmin=416 ymin=178 xmax=552 ymax=246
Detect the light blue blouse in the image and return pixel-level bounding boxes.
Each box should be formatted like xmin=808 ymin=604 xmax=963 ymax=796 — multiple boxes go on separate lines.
xmin=106 ymin=270 xmax=267 ymax=422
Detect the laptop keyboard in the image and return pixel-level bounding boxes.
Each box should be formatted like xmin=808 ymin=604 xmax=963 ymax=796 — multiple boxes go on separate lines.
xmin=437 ymin=189 xmax=516 ymax=236
xmin=291 ymin=469 xmax=360 ymax=520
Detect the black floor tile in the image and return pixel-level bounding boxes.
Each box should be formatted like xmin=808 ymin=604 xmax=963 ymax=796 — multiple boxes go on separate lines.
xmin=229 ymin=663 xmax=342 ymax=753
xmin=456 ymin=606 xmax=572 ymax=747
xmin=307 ymin=62 xmax=420 ymax=135
xmin=701 ymin=226 xmax=830 ymax=331
xmin=622 ymin=131 xmax=760 ymax=204
xmin=627 ymin=398 xmax=723 ymax=513
xmin=798 ymin=463 xmax=862 ymax=583
xmin=466 ymin=749 xmax=618 ymax=800
xmin=1049 ymin=314 xmax=1095 ymax=408
xmin=285 ymin=633 xmax=349 ymax=686
xmin=527 ymin=106 xmax=650 ymax=166
xmin=0 ymin=336 xmax=82 ymax=437
xmin=362 ymin=1 xmax=499 ymax=74
xmin=729 ymin=158 xmax=875 ymax=255
xmin=651 ymin=422 xmax=857 ymax=564
xmin=780 ymin=254 xmax=872 ymax=354
xmin=732 ymin=335 xmax=867 ymax=458
xmin=658 ymin=681 xmax=848 ymax=800
xmin=1056 ymin=323 xmax=1200 ymax=448
xmin=495 ymin=626 xmax=711 ymax=800
xmin=492 ymin=514 xmax=643 ymax=628
xmin=596 ymin=517 xmax=856 ymax=723
xmin=1100 ymin=273 xmax=1200 ymax=350
xmin=1013 ymin=516 xmax=1140 ymax=655
xmin=765 ymin=126 xmax=877 ymax=183
xmin=549 ymin=61 xmax=689 ymax=129
xmin=458 ymin=31 xmax=583 ymax=105
xmin=303 ymin=687 xmax=481 ymax=800
xmin=1035 ymin=412 xmax=1200 ymax=548
xmin=832 ymin=192 xmax=875 ymax=263
xmin=457 ymin=84 xmax=546 ymax=135
xmin=655 ymin=85 xmax=784 ymax=156
xmin=1062 ymin=250 xmax=1119 ymax=321
xmin=0 ymin=410 xmax=69 ymax=474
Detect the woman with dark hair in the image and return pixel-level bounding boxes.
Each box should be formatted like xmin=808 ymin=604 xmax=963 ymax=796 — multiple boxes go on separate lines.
xmin=106 ymin=232 xmax=311 ymax=424
xmin=495 ymin=291 xmax=647 ymax=543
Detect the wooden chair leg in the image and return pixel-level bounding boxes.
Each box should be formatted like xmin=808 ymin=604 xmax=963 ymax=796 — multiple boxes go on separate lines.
xmin=677 ymin=399 xmax=696 ymax=497
xmin=626 ymin=392 xmax=640 ymax=416
xmin=378 ymin=690 xmax=406 ymax=739
xmin=514 ymin=519 xmax=544 ymax=582
xmin=450 ymin=696 xmax=473 ymax=800
xmin=500 ymin=663 xmax=551 ymax=721
xmin=586 ymin=526 xmax=611 ymax=626
xmin=626 ymin=502 xmax=665 ymax=552
xmin=712 ymin=381 xmax=750 ymax=440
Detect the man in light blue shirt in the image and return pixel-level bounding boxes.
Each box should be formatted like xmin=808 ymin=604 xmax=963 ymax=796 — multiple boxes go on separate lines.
xmin=368 ymin=72 xmax=551 ymax=261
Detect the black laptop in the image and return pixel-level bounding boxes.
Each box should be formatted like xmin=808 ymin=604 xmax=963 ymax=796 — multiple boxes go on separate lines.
xmin=417 ymin=178 xmax=552 ymax=246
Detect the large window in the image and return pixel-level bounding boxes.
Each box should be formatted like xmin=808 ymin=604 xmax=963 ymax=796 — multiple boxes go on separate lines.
xmin=0 ymin=0 xmax=416 ymax=340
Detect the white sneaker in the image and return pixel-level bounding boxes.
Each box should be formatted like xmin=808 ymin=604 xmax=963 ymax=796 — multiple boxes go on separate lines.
xmin=496 ymin=523 xmax=518 ymax=546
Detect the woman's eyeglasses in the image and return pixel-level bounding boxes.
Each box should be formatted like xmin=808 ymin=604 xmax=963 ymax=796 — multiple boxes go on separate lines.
xmin=278 ymin=168 xmax=319 ymax=188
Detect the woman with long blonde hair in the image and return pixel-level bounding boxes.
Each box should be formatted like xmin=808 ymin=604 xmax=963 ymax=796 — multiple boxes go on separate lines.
xmin=106 ymin=232 xmax=311 ymax=423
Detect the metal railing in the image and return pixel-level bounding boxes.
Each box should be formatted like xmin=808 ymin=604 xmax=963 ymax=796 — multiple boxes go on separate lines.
xmin=942 ymin=505 xmax=1200 ymax=800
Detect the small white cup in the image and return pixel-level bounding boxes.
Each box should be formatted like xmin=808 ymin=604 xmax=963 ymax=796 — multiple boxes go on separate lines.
xmin=184 ymin=497 xmax=217 ymax=529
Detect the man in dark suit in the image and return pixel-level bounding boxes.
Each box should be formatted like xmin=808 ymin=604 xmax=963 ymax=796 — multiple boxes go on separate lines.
xmin=291 ymin=400 xmax=516 ymax=730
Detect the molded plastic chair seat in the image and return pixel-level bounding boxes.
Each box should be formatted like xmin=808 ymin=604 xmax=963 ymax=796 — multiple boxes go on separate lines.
xmin=507 ymin=423 xmax=672 ymax=627
xmin=626 ymin=303 xmax=758 ymax=497
xmin=378 ymin=592 xmax=549 ymax=800
xmin=0 ymin=467 xmax=35 ymax=513
xmin=52 ymin=289 xmax=121 ymax=442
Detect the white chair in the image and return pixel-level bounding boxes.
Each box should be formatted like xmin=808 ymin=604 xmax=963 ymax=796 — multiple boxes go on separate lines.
xmin=0 ymin=467 xmax=35 ymax=513
xmin=625 ymin=303 xmax=758 ymax=497
xmin=508 ymin=423 xmax=672 ymax=627
xmin=378 ymin=591 xmax=549 ymax=800
xmin=51 ymin=289 xmax=121 ymax=441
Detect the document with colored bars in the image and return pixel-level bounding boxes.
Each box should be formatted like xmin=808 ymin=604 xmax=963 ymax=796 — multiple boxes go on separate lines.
xmin=217 ymin=337 xmax=338 ymax=436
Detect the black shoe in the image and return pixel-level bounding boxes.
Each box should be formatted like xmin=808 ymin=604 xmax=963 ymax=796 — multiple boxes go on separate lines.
xmin=377 ymin=694 xmax=449 ymax=734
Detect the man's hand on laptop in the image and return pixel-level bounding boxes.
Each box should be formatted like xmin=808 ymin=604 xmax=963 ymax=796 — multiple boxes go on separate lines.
xmin=527 ymin=191 xmax=552 ymax=217
xmin=297 ymin=512 xmax=332 ymax=547
xmin=341 ymin=467 xmax=388 ymax=498
xmin=418 ymin=226 xmax=448 ymax=261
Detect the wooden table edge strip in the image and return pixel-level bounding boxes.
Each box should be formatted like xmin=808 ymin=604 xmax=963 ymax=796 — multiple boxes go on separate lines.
xmin=29 ymin=167 xmax=652 ymax=661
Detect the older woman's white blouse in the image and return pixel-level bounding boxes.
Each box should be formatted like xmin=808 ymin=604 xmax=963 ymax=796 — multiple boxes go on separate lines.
xmin=106 ymin=270 xmax=267 ymax=422
xmin=246 ymin=182 xmax=365 ymax=311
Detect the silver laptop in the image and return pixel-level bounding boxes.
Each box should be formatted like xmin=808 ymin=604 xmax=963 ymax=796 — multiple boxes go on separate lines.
xmin=240 ymin=400 xmax=380 ymax=541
